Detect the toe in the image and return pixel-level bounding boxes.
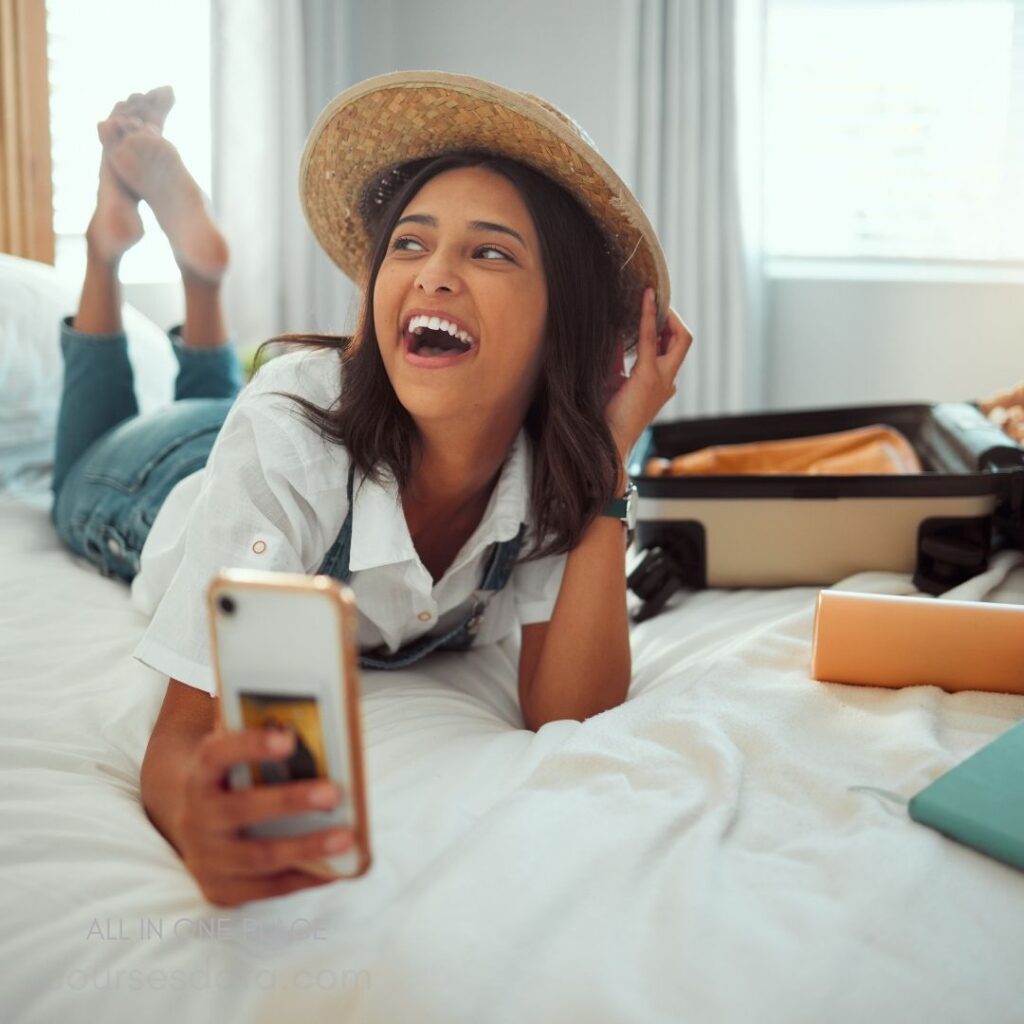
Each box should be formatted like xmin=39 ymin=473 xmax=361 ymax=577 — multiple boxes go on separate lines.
xmin=99 ymin=117 xmax=127 ymax=146
xmin=112 ymin=115 xmax=142 ymax=136
xmin=145 ymin=85 xmax=176 ymax=127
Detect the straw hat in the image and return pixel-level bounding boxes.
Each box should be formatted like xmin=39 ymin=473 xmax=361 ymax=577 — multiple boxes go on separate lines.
xmin=298 ymin=70 xmax=670 ymax=348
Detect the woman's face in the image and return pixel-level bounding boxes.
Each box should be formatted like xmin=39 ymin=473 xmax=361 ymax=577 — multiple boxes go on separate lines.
xmin=372 ymin=166 xmax=548 ymax=431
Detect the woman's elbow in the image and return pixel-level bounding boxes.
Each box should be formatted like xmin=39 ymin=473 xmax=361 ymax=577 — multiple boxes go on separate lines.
xmin=520 ymin=688 xmax=629 ymax=732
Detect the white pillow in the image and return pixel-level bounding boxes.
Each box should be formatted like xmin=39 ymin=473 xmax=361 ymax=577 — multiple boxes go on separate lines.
xmin=0 ymin=253 xmax=177 ymax=488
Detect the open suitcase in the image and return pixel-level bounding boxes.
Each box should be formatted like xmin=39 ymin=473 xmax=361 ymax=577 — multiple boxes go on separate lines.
xmin=626 ymin=401 xmax=1024 ymax=622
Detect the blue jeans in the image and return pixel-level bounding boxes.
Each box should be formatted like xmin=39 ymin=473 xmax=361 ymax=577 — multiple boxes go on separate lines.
xmin=51 ymin=316 xmax=243 ymax=581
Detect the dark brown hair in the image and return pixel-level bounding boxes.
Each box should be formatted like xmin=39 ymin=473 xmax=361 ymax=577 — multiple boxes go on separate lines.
xmin=256 ymin=150 xmax=627 ymax=562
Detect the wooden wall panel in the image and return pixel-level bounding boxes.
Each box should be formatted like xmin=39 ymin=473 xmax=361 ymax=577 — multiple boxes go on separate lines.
xmin=0 ymin=0 xmax=54 ymax=263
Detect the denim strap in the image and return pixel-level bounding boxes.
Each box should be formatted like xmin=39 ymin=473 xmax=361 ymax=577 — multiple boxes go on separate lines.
xmin=317 ymin=462 xmax=526 ymax=669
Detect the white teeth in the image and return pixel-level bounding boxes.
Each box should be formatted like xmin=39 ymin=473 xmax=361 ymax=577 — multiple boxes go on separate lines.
xmin=405 ymin=314 xmax=476 ymax=346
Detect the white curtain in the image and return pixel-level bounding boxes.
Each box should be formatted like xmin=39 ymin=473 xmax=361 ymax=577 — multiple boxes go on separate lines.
xmin=624 ymin=0 xmax=766 ymax=417
xmin=210 ymin=0 xmax=359 ymax=353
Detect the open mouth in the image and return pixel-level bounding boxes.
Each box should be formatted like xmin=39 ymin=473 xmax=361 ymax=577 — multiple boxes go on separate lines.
xmin=402 ymin=314 xmax=477 ymax=364
xmin=406 ymin=328 xmax=473 ymax=357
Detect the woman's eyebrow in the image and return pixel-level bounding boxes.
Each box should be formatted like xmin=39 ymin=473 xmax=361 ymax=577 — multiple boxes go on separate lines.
xmin=395 ymin=213 xmax=527 ymax=248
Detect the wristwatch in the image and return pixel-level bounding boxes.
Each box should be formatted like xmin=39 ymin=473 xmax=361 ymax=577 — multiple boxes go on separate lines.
xmin=601 ymin=481 xmax=638 ymax=542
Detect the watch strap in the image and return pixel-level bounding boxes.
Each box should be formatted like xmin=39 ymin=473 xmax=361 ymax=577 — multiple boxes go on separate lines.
xmin=601 ymin=481 xmax=636 ymax=521
xmin=602 ymin=495 xmax=629 ymax=518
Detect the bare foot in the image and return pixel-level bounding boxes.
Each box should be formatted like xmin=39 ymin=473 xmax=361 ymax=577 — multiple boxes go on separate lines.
xmin=86 ymin=87 xmax=176 ymax=264
xmin=86 ymin=116 xmax=145 ymax=263
xmin=105 ymin=128 xmax=229 ymax=283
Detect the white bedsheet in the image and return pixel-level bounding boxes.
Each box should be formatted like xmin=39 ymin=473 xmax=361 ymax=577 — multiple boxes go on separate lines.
xmin=2 ymin=480 xmax=1023 ymax=1024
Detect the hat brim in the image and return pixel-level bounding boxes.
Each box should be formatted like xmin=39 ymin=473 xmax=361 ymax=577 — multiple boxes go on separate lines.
xmin=299 ymin=70 xmax=670 ymax=346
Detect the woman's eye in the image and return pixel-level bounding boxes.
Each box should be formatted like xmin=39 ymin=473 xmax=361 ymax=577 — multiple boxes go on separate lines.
xmin=476 ymin=245 xmax=512 ymax=261
xmin=391 ymin=236 xmax=424 ymax=252
xmin=389 ymin=236 xmax=512 ymax=262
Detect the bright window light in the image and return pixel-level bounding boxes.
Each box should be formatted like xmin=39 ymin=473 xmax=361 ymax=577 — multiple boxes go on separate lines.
xmin=764 ymin=0 xmax=1024 ymax=263
xmin=46 ymin=0 xmax=212 ymax=285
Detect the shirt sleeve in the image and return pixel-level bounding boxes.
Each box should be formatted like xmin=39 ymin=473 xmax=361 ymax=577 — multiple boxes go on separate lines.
xmin=132 ymin=385 xmax=329 ymax=696
xmin=511 ymin=547 xmax=567 ymax=626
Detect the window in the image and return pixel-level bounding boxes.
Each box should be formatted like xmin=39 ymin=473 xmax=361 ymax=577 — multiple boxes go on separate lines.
xmin=763 ymin=0 xmax=1024 ymax=264
xmin=46 ymin=0 xmax=212 ymax=285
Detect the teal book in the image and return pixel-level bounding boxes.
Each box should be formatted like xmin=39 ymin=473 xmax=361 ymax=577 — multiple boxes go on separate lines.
xmin=908 ymin=720 xmax=1024 ymax=872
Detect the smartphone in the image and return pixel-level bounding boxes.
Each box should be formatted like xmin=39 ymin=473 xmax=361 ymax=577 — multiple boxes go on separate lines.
xmin=206 ymin=568 xmax=371 ymax=880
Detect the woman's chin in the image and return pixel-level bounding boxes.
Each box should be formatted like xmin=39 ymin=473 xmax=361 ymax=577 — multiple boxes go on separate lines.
xmin=395 ymin=388 xmax=469 ymax=424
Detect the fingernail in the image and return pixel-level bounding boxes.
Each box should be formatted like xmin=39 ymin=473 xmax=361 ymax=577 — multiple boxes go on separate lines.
xmin=309 ymin=783 xmax=338 ymax=808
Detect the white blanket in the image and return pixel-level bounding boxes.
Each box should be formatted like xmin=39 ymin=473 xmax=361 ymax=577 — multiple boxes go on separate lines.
xmin=3 ymin=481 xmax=1024 ymax=1024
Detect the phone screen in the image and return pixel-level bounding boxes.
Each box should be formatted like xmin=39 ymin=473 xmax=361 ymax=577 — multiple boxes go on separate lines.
xmin=239 ymin=690 xmax=328 ymax=785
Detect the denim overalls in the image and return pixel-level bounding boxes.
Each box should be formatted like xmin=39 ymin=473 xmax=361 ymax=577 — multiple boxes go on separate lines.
xmin=51 ymin=318 xmax=525 ymax=671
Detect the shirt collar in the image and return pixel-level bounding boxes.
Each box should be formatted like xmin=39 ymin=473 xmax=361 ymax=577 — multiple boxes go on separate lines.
xmin=347 ymin=427 xmax=532 ymax=573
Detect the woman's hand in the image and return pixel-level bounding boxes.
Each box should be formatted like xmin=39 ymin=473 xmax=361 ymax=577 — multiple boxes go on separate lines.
xmin=175 ymin=727 xmax=353 ymax=907
xmin=604 ymin=287 xmax=694 ymax=461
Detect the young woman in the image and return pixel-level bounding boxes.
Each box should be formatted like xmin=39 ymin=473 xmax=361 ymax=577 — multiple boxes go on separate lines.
xmin=52 ymin=74 xmax=692 ymax=906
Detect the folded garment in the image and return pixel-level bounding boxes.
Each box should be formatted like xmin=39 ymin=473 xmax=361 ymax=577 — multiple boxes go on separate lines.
xmin=644 ymin=423 xmax=923 ymax=477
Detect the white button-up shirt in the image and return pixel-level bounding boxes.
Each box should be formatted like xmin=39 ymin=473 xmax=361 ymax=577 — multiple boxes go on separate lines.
xmin=131 ymin=346 xmax=566 ymax=696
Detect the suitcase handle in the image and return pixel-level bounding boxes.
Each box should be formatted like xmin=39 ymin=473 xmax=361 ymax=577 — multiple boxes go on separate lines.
xmin=933 ymin=403 xmax=1024 ymax=473
xmin=627 ymin=547 xmax=685 ymax=623
xmin=918 ymin=533 xmax=989 ymax=569
xmin=914 ymin=515 xmax=992 ymax=595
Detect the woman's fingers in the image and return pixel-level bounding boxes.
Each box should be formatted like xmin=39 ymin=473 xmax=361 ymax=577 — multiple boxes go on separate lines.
xmin=213 ymin=825 xmax=355 ymax=879
xmin=661 ymin=308 xmax=694 ymax=367
xmin=193 ymin=726 xmax=293 ymax=794
xmin=638 ymin=292 xmax=693 ymax=374
xmin=212 ymin=777 xmax=343 ymax=833
xmin=634 ymin=287 xmax=659 ymax=370
xmin=176 ymin=727 xmax=359 ymax=908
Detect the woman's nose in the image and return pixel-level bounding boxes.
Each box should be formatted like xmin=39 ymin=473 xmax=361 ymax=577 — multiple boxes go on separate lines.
xmin=414 ymin=251 xmax=462 ymax=295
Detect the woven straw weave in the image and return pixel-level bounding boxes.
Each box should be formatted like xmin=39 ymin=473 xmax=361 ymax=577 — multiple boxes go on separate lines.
xmin=299 ymin=72 xmax=670 ymax=348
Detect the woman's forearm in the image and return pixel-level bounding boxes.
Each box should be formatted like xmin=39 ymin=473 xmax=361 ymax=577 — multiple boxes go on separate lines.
xmin=140 ymin=680 xmax=217 ymax=855
xmin=141 ymin=727 xmax=208 ymax=856
xmin=520 ymin=464 xmax=632 ymax=729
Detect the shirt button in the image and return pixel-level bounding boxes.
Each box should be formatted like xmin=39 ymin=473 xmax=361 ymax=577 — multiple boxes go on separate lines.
xmin=252 ymin=540 xmax=267 ymax=554
xmin=106 ymin=538 xmax=121 ymax=556
xmin=417 ymin=610 xmax=432 ymax=622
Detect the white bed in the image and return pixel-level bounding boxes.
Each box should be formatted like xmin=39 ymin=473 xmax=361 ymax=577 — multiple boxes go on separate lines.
xmin=3 ymin=468 xmax=1024 ymax=1024
xmin=3 ymin=254 xmax=1024 ymax=1022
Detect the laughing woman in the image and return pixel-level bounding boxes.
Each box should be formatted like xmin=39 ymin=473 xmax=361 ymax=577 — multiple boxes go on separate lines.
xmin=52 ymin=73 xmax=692 ymax=905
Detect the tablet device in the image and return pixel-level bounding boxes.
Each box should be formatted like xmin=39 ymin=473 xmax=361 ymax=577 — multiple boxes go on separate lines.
xmin=908 ymin=720 xmax=1024 ymax=872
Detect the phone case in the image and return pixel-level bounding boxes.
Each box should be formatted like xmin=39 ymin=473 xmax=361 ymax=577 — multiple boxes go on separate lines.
xmin=207 ymin=569 xmax=371 ymax=880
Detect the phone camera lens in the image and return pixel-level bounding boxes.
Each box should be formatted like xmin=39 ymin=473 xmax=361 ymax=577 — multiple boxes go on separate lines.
xmin=218 ymin=595 xmax=236 ymax=616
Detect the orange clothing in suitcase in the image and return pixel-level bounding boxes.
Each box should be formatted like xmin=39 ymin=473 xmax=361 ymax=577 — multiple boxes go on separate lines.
xmin=644 ymin=424 xmax=923 ymax=477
